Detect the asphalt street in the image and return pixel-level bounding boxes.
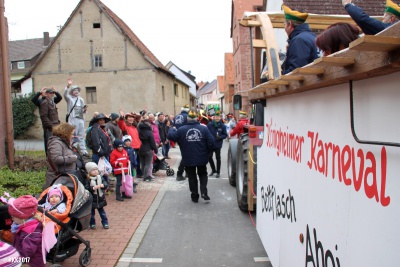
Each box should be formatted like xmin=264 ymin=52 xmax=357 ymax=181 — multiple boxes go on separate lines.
xmin=126 ymin=140 xmax=272 ymax=267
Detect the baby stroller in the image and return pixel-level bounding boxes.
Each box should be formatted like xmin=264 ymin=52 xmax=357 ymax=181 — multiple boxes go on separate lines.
xmin=38 ymin=173 xmax=93 ymax=267
xmin=152 ymin=148 xmax=174 ymax=176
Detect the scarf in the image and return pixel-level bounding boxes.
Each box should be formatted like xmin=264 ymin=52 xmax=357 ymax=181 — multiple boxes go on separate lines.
xmin=11 ymin=218 xmax=35 ymax=234
xmin=90 ymin=175 xmax=104 ymax=197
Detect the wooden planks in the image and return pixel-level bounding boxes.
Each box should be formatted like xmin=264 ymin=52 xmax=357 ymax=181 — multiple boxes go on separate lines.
xmin=349 ymin=35 xmax=400 ymax=52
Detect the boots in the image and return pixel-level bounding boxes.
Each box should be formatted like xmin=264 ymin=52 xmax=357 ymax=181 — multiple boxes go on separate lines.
xmin=116 ymin=187 xmax=124 ymax=201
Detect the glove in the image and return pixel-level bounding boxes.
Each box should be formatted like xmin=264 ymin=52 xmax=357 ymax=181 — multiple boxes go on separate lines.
xmin=342 ymin=0 xmax=352 ymax=7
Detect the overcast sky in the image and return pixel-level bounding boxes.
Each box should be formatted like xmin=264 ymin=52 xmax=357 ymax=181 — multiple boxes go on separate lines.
xmin=5 ymin=0 xmax=233 ymax=83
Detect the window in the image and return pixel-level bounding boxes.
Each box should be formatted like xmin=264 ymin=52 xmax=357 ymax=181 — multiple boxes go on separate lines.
xmin=174 ymin=84 xmax=178 ymax=96
xmin=86 ymin=87 xmax=97 ymax=104
xmin=181 ymin=87 xmax=183 ymax=98
xmin=162 ymin=86 xmax=165 ymax=101
xmin=17 ymin=61 xmax=25 ymax=69
xmin=94 ymin=55 xmax=102 ymax=67
xmin=93 ymin=23 xmax=101 ymax=29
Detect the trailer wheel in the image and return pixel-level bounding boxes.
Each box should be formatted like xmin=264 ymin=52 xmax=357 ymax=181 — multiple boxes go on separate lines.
xmin=236 ymin=134 xmax=249 ymax=212
xmin=228 ymin=138 xmax=238 ymax=186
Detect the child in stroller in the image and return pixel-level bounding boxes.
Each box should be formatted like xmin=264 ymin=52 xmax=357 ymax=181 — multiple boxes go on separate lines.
xmin=152 ymin=147 xmax=174 ymax=176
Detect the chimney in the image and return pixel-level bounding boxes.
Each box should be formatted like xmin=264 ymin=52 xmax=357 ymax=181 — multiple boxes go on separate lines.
xmin=43 ymin=32 xmax=50 ymax=47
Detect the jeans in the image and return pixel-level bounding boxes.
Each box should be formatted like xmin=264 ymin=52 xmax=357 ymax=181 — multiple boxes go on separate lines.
xmin=162 ymin=142 xmax=170 ymax=157
xmin=139 ymin=150 xmax=153 ymax=178
xmin=185 ymin=165 xmax=208 ymax=199
xmin=90 ymin=207 xmax=108 ymax=226
xmin=208 ymin=148 xmax=221 ymax=173
xmin=115 ymin=174 xmax=122 ymax=198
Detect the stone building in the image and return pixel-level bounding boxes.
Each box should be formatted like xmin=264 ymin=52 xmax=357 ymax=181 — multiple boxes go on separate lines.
xmin=25 ymin=0 xmax=176 ymax=138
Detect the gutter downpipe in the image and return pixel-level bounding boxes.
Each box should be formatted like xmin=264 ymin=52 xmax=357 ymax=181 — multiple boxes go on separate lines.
xmin=0 ymin=0 xmax=15 ymax=169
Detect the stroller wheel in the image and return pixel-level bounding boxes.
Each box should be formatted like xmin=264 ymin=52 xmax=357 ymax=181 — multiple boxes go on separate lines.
xmin=79 ymin=248 xmax=92 ymax=267
xmin=166 ymin=168 xmax=175 ymax=176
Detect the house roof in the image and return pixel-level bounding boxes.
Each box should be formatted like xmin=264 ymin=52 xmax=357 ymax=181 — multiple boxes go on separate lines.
xmin=217 ymin=76 xmax=225 ymax=93
xmin=283 ymin=0 xmax=384 ymax=16
xmin=196 ymin=79 xmax=217 ymax=97
xmin=9 ymin=37 xmax=53 ymax=61
xmin=166 ymin=61 xmax=198 ymax=88
xmin=27 ymin=0 xmax=172 ymax=77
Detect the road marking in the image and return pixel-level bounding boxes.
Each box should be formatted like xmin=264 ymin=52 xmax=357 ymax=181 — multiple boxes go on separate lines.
xmin=254 ymin=257 xmax=270 ymax=262
xmin=120 ymin=257 xmax=163 ymax=263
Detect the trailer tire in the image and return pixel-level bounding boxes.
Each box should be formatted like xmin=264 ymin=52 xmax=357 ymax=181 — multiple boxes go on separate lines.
xmin=236 ymin=134 xmax=249 ymax=212
xmin=228 ymin=138 xmax=238 ymax=186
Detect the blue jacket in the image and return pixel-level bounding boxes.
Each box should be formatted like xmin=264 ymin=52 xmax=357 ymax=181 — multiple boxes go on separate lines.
xmin=207 ymin=120 xmax=228 ymax=149
xmin=345 ymin=4 xmax=395 ymax=35
xmin=124 ymin=146 xmax=137 ymax=167
xmin=282 ymin=23 xmax=319 ymax=75
xmin=168 ymin=120 xmax=214 ymax=166
xmin=173 ymin=110 xmax=188 ymax=129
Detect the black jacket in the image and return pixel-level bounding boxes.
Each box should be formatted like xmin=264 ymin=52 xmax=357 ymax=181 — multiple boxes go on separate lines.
xmin=32 ymin=91 xmax=62 ymax=107
xmin=138 ymin=120 xmax=158 ymax=154
xmin=90 ymin=123 xmax=112 ymax=157
xmin=157 ymin=121 xmax=168 ymax=142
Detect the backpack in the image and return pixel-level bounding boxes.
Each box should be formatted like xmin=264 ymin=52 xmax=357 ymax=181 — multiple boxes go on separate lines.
xmin=85 ymin=126 xmax=94 ymax=150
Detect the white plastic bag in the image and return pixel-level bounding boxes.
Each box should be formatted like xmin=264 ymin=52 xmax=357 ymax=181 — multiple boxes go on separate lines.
xmin=98 ymin=157 xmax=112 ymax=176
xmin=156 ymin=147 xmax=164 ymax=160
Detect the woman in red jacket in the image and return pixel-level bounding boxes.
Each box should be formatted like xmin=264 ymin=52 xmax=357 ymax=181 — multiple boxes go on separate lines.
xmin=110 ymin=140 xmax=130 ymax=201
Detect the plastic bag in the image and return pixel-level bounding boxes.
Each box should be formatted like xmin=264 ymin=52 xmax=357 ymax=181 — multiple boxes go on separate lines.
xmin=98 ymin=157 xmax=112 ymax=176
xmin=121 ymin=162 xmax=133 ymax=197
xmin=156 ymin=147 xmax=164 ymax=160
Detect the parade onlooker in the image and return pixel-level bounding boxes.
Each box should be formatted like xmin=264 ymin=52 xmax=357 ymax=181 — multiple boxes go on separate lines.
xmin=32 ymin=86 xmax=62 ymax=107
xmin=45 ymin=123 xmax=77 ymax=188
xmin=8 ymin=195 xmax=45 ymax=267
xmin=156 ymin=112 xmax=170 ymax=158
xmin=90 ymin=113 xmax=113 ymax=164
xmin=110 ymin=140 xmax=130 ymax=200
xmin=85 ymin=162 xmax=109 ymax=228
xmin=168 ymin=108 xmax=214 ymax=203
xmin=207 ymin=111 xmax=227 ymax=178
xmin=123 ymin=135 xmax=138 ymax=193
xmin=138 ymin=115 xmax=158 ymax=182
xmin=106 ymin=113 xmax=123 ymax=142
xmin=281 ymin=4 xmax=319 ymax=74
xmin=39 ymin=87 xmax=61 ymax=154
xmin=173 ymin=104 xmax=190 ymax=181
xmin=343 ymin=0 xmax=400 ymax=35
xmin=64 ymin=78 xmax=89 ymax=157
xmin=315 ymin=22 xmax=360 ymax=56
xmin=230 ymin=111 xmax=250 ymax=138
xmin=168 ymin=115 xmax=176 ymax=148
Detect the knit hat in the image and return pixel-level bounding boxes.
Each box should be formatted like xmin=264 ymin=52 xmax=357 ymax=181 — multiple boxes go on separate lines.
xmin=385 ymin=0 xmax=400 ymax=18
xmin=114 ymin=139 xmax=124 ymax=148
xmin=0 ymin=241 xmax=21 ymax=267
xmin=188 ymin=109 xmax=197 ymax=119
xmin=85 ymin=162 xmax=98 ymax=174
xmin=48 ymin=188 xmax=62 ymax=198
xmin=8 ymin=195 xmax=38 ymax=220
xmin=282 ymin=4 xmax=308 ymax=23
xmin=110 ymin=113 xmax=119 ymax=121
xmin=122 ymin=135 xmax=132 ymax=143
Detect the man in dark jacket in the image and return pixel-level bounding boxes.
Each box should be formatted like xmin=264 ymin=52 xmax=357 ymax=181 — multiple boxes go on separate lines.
xmin=343 ymin=0 xmax=400 ymax=35
xmin=138 ymin=115 xmax=158 ymax=182
xmin=173 ymin=104 xmax=190 ymax=181
xmin=156 ymin=112 xmax=170 ymax=158
xmin=281 ymin=4 xmax=319 ymax=75
xmin=207 ymin=111 xmax=227 ymax=178
xmin=106 ymin=113 xmax=123 ymax=142
xmin=90 ymin=113 xmax=112 ymax=164
xmin=39 ymin=88 xmax=61 ymax=153
xmin=32 ymin=87 xmax=62 ymax=107
xmin=168 ymin=108 xmax=215 ymax=203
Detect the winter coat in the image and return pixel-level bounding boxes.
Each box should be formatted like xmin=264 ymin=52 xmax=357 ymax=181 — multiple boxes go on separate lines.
xmin=110 ymin=148 xmax=130 ymax=175
xmin=118 ymin=119 xmax=141 ymax=149
xmin=90 ymin=123 xmax=112 ymax=157
xmin=168 ymin=120 xmax=214 ymax=166
xmin=63 ymin=87 xmax=85 ymax=120
xmin=282 ymin=23 xmax=319 ymax=75
xmin=106 ymin=121 xmax=123 ymax=141
xmin=32 ymin=91 xmax=62 ymax=107
xmin=207 ymin=120 xmax=228 ymax=149
xmin=173 ymin=110 xmax=188 ymax=129
xmin=39 ymin=96 xmax=60 ymax=131
xmin=230 ymin=118 xmax=250 ymax=138
xmin=13 ymin=219 xmax=45 ymax=267
xmin=138 ymin=121 xmax=158 ymax=154
xmin=150 ymin=120 xmax=161 ymax=144
xmin=345 ymin=3 xmax=395 ymax=35
xmin=45 ymin=136 xmax=77 ymax=188
xmin=124 ymin=146 xmax=137 ymax=167
xmin=85 ymin=175 xmax=108 ymax=209
xmin=157 ymin=120 xmax=168 ymax=142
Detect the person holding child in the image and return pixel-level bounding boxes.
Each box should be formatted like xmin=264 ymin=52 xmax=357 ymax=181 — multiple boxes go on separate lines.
xmin=85 ymin=162 xmax=109 ymax=229
xmin=110 ymin=140 xmax=131 ymax=201
xmin=8 ymin=195 xmax=45 ymax=267
xmin=40 ymin=185 xmax=66 ymax=214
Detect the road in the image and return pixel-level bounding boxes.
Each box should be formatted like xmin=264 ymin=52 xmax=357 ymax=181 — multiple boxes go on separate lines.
xmin=119 ymin=140 xmax=272 ymax=267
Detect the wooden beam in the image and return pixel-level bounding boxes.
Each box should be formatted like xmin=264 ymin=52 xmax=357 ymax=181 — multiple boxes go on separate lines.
xmin=349 ymin=35 xmax=400 ymax=52
xmin=313 ymin=57 xmax=355 ymax=67
xmin=252 ymin=39 xmax=266 ymax=48
xmin=280 ymin=75 xmax=305 ymax=81
xmin=293 ymin=67 xmax=325 ymax=75
xmin=269 ymin=79 xmax=289 ymax=85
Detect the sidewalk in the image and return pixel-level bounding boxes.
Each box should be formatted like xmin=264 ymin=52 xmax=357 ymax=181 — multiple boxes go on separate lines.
xmin=48 ymin=148 xmax=181 ymax=267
